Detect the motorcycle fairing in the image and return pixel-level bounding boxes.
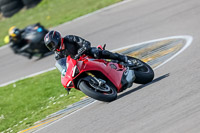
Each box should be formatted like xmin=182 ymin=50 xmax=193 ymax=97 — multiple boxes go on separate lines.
xmin=62 ymin=55 xmax=127 ymax=92
xmin=61 ymin=56 xmax=77 ymax=88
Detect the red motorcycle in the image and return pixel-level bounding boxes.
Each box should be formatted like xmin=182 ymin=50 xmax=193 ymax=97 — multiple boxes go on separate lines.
xmin=55 ymin=46 xmax=154 ymax=102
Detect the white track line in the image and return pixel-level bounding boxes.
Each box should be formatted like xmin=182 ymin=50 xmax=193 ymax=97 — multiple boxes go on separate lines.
xmin=0 ymin=67 xmax=56 ymax=87
xmin=32 ymin=35 xmax=193 ymax=133
xmin=0 ymin=45 xmax=9 ymax=50
xmin=112 ymin=35 xmax=193 ymax=70
xmin=153 ymin=36 xmax=193 ymax=69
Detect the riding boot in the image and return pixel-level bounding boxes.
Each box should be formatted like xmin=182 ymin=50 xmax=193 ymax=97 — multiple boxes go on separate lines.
xmin=114 ymin=53 xmax=128 ymax=62
xmin=89 ymin=48 xmax=138 ymax=66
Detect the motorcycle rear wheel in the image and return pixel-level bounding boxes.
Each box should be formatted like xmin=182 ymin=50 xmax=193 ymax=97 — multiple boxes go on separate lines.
xmin=79 ymin=78 xmax=117 ymax=102
xmin=128 ymin=56 xmax=154 ymax=84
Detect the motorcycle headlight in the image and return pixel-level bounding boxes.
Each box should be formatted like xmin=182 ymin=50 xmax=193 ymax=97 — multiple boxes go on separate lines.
xmin=67 ymin=81 xmax=73 ymax=87
xmin=61 ymin=69 xmax=66 ymax=76
xmin=66 ymin=63 xmax=69 ymax=68
xmin=72 ymin=65 xmax=80 ymax=77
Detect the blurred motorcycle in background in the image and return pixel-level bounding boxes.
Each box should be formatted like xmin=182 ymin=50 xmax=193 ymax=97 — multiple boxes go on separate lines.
xmin=4 ymin=23 xmax=52 ymax=59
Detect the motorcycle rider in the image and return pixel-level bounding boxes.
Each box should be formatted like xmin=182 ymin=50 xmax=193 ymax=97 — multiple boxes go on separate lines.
xmin=8 ymin=23 xmax=48 ymax=59
xmin=8 ymin=26 xmax=27 ymax=53
xmin=44 ymin=30 xmax=136 ymax=66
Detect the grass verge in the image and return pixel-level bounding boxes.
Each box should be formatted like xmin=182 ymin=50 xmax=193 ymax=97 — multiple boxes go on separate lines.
xmin=0 ymin=0 xmax=121 ymax=47
xmin=0 ymin=69 xmax=86 ymax=132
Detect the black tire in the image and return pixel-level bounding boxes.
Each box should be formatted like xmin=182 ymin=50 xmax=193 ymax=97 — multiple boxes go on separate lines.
xmin=79 ymin=79 xmax=117 ymax=102
xmin=2 ymin=7 xmax=22 ymax=17
xmin=128 ymin=56 xmax=154 ymax=84
xmin=0 ymin=0 xmax=15 ymax=5
xmin=1 ymin=0 xmax=23 ymax=17
xmin=1 ymin=1 xmax=23 ymax=12
xmin=22 ymin=0 xmax=41 ymax=8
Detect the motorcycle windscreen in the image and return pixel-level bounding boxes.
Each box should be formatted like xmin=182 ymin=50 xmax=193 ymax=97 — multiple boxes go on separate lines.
xmin=55 ymin=58 xmax=67 ymax=76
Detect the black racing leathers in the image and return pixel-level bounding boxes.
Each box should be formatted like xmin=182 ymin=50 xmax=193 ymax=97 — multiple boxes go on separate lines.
xmin=55 ymin=35 xmax=127 ymax=62
xmin=55 ymin=35 xmax=91 ymax=60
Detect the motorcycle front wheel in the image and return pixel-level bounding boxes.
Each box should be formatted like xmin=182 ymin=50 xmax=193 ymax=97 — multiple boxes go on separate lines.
xmin=78 ymin=78 xmax=117 ymax=102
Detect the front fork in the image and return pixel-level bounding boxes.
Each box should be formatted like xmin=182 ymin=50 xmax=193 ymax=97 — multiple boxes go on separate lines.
xmin=87 ymin=72 xmax=106 ymax=87
xmin=64 ymin=72 xmax=105 ymax=95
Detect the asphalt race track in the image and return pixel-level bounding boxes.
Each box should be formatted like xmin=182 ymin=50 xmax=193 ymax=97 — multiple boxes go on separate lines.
xmin=19 ymin=35 xmax=192 ymax=133
xmin=1 ymin=0 xmax=200 ymax=132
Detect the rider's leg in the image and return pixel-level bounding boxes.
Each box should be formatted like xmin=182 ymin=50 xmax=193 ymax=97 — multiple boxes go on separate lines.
xmin=101 ymin=50 xmax=128 ymax=62
xmin=88 ymin=47 xmax=140 ymax=66
xmin=88 ymin=47 xmax=127 ymax=62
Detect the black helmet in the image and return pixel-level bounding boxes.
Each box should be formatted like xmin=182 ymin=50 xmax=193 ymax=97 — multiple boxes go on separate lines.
xmin=44 ymin=30 xmax=61 ymax=51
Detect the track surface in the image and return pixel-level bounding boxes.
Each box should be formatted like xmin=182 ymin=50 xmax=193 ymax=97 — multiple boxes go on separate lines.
xmin=1 ymin=0 xmax=200 ymax=132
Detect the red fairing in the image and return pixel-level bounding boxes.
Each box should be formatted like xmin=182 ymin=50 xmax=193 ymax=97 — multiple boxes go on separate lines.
xmin=61 ymin=55 xmax=126 ymax=92
xmin=61 ymin=56 xmax=76 ymax=88
xmin=78 ymin=58 xmax=125 ymax=91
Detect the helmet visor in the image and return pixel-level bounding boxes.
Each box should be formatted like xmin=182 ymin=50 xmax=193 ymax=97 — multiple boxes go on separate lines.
xmin=46 ymin=41 xmax=56 ymax=51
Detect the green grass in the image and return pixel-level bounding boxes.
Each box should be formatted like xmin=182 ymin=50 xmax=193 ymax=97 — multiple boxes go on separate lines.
xmin=0 ymin=69 xmax=86 ymax=132
xmin=0 ymin=0 xmax=121 ymax=47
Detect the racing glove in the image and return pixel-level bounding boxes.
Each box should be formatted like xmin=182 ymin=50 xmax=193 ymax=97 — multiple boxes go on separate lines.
xmin=74 ymin=44 xmax=90 ymax=59
xmin=55 ymin=51 xmax=65 ymax=60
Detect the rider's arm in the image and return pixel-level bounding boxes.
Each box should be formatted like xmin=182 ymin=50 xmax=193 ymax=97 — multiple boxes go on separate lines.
xmin=65 ymin=35 xmax=91 ymax=50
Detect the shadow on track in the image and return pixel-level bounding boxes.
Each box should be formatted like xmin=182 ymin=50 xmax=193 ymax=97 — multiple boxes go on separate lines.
xmin=117 ymin=73 xmax=170 ymax=100
xmin=34 ymin=51 xmax=54 ymax=61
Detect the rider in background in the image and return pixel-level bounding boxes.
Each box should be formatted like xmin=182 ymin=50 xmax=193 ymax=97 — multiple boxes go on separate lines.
xmin=8 ymin=26 xmax=26 ymax=53
xmin=8 ymin=23 xmax=48 ymax=58
xmin=44 ymin=30 xmax=136 ymax=65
